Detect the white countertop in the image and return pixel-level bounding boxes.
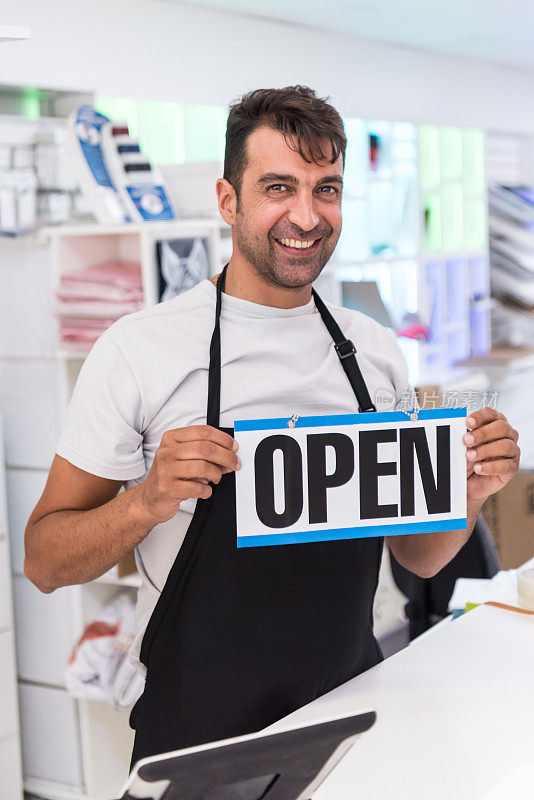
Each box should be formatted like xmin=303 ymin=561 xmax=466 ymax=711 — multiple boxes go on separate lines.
xmin=268 ymin=558 xmax=534 ymax=800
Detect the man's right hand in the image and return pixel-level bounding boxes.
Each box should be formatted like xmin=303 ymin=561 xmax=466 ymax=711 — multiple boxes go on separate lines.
xmin=24 ymin=426 xmax=240 ymax=593
xmin=136 ymin=425 xmax=241 ymax=525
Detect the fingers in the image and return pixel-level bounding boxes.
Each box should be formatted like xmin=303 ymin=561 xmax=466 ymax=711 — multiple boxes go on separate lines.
xmin=176 ymin=480 xmax=213 ymax=499
xmin=465 ymin=438 xmax=519 ymax=464
xmin=472 ymin=458 xmax=519 ymax=477
xmin=175 ymin=459 xmax=226 ymax=485
xmin=174 ymin=439 xmax=241 ymax=472
xmin=160 ymin=426 xmax=241 ymax=472
xmin=165 ymin=425 xmax=238 ymax=453
xmin=463 ymin=417 xmax=518 ymax=448
xmin=466 ymin=408 xmax=503 ymax=429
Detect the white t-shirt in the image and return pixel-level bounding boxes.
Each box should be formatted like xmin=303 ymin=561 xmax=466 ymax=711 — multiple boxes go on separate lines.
xmin=56 ymin=278 xmax=414 ymax=676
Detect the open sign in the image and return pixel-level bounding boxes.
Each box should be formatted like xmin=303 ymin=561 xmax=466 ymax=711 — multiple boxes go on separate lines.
xmin=234 ymin=409 xmax=467 ymax=548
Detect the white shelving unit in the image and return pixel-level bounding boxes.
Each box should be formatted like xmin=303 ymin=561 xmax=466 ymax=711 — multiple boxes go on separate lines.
xmin=1 ymin=218 xmax=229 ymax=800
xmin=0 ymin=419 xmax=24 ymax=800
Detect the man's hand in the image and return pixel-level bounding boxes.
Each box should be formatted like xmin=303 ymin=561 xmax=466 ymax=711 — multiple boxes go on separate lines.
xmin=464 ymin=408 xmax=520 ymax=502
xmin=137 ymin=425 xmax=241 ymax=525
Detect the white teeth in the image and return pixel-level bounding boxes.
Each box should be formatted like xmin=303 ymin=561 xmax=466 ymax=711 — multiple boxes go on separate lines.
xmin=278 ymin=238 xmax=316 ymax=249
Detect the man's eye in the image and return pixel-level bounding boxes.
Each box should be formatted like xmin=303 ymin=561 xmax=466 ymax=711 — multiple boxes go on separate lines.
xmin=319 ymin=186 xmax=339 ymax=195
xmin=268 ymin=184 xmax=287 ymax=192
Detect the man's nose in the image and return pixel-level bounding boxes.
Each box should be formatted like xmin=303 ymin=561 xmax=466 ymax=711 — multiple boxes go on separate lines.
xmin=286 ymin=192 xmax=320 ymax=233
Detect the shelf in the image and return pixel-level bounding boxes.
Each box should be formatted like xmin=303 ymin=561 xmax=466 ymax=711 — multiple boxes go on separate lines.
xmin=333 ymin=255 xmax=417 ymax=267
xmin=43 ymin=218 xmax=225 ymax=239
xmin=56 ymin=349 xmax=89 ymax=360
xmin=422 ymin=248 xmax=489 ymax=261
xmin=0 ymin=224 xmax=43 ymax=238
xmin=0 ymin=26 xmax=31 ymax=43
xmin=94 ymin=572 xmax=141 ymax=589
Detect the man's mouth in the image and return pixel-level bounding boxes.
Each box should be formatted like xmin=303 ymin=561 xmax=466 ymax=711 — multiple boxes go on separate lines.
xmin=274 ymin=237 xmax=322 ymax=254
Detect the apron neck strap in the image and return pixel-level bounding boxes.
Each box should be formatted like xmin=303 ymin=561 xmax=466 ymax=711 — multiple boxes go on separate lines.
xmin=207 ymin=264 xmax=376 ymax=428
xmin=312 ymin=288 xmax=377 ymax=413
xmin=206 ymin=264 xmax=227 ymax=428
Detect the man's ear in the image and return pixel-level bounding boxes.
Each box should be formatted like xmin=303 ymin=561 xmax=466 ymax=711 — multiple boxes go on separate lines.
xmin=216 ymin=178 xmax=238 ymax=226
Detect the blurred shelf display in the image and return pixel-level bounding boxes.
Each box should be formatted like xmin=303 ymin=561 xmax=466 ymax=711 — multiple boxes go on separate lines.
xmin=338 ymin=119 xmax=419 ymax=263
xmin=419 ymin=125 xmax=489 ymax=375
xmin=328 ymin=120 xmax=489 ymax=384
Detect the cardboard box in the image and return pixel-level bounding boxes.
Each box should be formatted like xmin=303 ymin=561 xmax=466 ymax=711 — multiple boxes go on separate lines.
xmin=116 ymin=549 xmax=137 ymax=578
xmin=482 ymin=472 xmax=534 ymax=569
xmin=102 ymin=549 xmax=138 ymax=580
xmin=415 ymin=384 xmax=443 ymax=409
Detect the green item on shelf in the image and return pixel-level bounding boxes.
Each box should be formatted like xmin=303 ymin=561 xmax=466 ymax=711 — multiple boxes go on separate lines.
xmin=440 ymin=127 xmax=463 ymax=182
xmin=442 ymin=184 xmax=464 ymax=251
xmin=419 ymin=125 xmax=440 ymax=188
xmin=21 ymin=87 xmax=42 ymax=120
xmin=464 ymin=199 xmax=487 ymax=250
xmin=463 ymin=129 xmax=485 ymax=195
xmin=423 ymin=194 xmax=442 ymax=251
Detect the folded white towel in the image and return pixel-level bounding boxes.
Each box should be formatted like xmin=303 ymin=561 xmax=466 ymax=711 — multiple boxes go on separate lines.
xmin=65 ymin=592 xmax=144 ymax=711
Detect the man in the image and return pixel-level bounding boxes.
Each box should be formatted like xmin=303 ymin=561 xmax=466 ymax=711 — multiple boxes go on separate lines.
xmin=25 ymin=86 xmax=520 ymax=765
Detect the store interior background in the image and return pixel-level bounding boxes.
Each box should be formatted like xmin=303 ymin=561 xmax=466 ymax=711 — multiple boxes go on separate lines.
xmin=1 ymin=1 xmax=534 ymax=799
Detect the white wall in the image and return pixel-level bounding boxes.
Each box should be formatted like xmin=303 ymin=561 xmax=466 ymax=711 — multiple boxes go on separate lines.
xmin=1 ymin=0 xmax=534 ymax=132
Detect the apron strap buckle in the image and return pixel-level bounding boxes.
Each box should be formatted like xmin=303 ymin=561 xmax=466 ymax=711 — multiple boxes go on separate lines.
xmin=334 ymin=339 xmax=357 ymax=360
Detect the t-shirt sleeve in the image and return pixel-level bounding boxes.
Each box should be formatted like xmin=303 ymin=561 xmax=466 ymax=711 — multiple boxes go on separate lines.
xmin=56 ymin=333 xmax=146 ymax=481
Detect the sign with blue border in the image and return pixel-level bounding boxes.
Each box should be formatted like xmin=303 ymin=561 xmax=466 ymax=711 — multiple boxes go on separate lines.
xmin=234 ymin=408 xmax=467 ymax=548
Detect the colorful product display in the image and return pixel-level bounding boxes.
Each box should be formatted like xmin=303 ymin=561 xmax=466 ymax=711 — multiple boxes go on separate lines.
xmin=420 ymin=126 xmax=489 ymax=369
xmin=69 ymin=105 xmax=176 ymax=224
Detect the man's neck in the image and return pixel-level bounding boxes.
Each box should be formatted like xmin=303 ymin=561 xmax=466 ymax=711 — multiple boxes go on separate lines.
xmin=210 ymin=254 xmax=313 ymax=309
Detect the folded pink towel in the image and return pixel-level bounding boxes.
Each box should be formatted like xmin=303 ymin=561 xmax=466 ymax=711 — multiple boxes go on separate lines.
xmin=62 ymin=260 xmax=143 ymax=289
xmin=55 ymin=260 xmax=144 ymax=348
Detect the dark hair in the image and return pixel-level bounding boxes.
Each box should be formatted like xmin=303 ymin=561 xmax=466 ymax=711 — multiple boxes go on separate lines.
xmin=223 ymin=85 xmax=346 ymax=197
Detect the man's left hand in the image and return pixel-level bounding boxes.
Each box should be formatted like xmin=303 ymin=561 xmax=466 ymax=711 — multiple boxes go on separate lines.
xmin=464 ymin=408 xmax=520 ymax=502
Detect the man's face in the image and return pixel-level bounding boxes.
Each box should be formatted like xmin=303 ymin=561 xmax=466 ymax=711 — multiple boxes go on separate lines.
xmin=232 ymin=126 xmax=343 ymax=289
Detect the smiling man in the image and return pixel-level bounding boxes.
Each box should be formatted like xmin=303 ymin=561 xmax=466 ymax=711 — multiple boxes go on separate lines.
xmin=24 ymin=86 xmax=520 ymax=766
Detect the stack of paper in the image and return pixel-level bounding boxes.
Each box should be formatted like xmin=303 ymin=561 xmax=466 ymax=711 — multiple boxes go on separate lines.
xmin=489 ymin=185 xmax=534 ymax=224
xmin=56 ymin=260 xmax=143 ymax=350
xmin=489 ymin=185 xmax=534 ymax=307
xmin=448 ymin=570 xmax=519 ymax=612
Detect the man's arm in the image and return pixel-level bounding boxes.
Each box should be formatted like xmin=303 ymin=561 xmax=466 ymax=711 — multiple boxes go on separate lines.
xmin=387 ymin=408 xmax=520 ymax=578
xmin=25 ymin=426 xmax=240 ymax=594
xmin=24 ymin=455 xmax=149 ymax=593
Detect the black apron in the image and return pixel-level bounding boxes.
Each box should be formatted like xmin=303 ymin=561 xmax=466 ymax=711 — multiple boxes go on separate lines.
xmin=130 ymin=265 xmax=384 ymax=766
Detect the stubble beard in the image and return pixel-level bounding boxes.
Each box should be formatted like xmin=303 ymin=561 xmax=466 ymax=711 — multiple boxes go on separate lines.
xmin=233 ymin=208 xmax=339 ymax=290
